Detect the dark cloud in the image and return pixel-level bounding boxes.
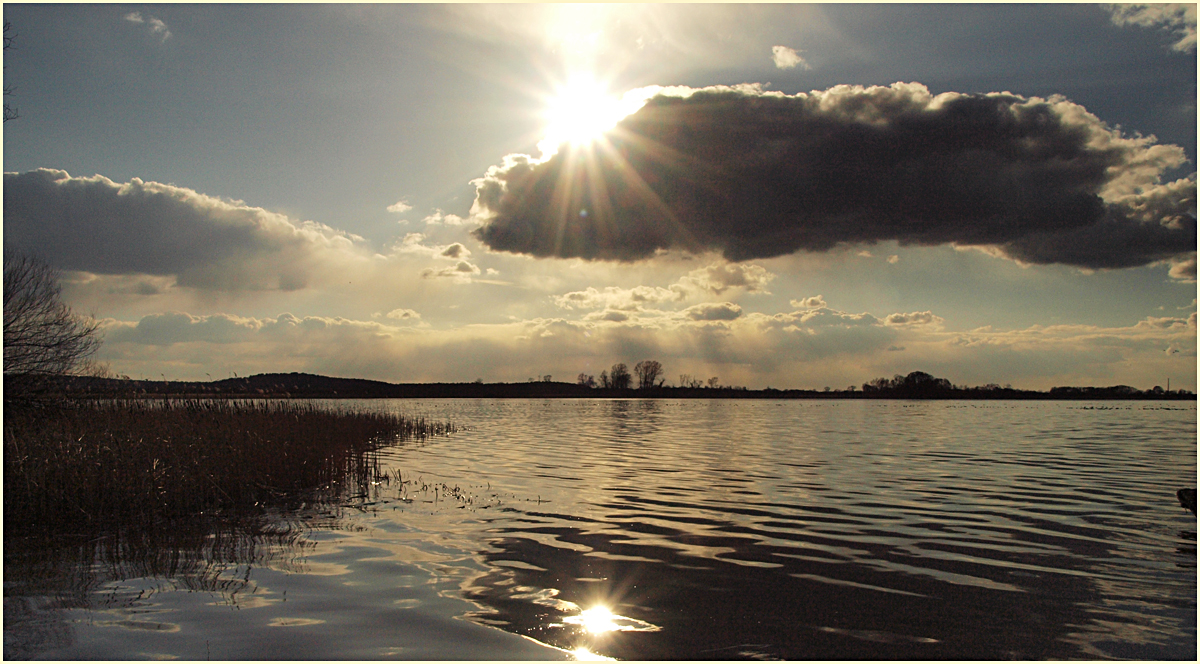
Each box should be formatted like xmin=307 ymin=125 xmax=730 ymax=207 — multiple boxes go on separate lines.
xmin=4 ymin=169 xmax=366 ymax=290
xmin=471 ymin=82 xmax=1195 ymax=274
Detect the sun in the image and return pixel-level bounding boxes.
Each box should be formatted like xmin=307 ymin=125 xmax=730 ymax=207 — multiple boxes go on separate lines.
xmin=538 ymin=74 xmax=649 ymax=157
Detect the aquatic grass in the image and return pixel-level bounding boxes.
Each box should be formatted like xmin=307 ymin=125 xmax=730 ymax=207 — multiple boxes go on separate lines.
xmin=3 ymin=399 xmax=455 ymax=535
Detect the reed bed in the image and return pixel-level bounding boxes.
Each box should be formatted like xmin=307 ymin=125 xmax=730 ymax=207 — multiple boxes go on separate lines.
xmin=4 ymin=399 xmax=454 ymax=535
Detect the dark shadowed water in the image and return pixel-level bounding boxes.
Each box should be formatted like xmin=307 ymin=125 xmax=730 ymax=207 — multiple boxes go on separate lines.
xmin=5 ymin=399 xmax=1195 ymax=660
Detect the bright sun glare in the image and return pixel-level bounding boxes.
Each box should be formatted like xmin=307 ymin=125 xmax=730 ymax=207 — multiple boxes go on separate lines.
xmin=539 ymin=75 xmax=650 ymax=157
xmin=576 ymin=606 xmax=620 ymax=634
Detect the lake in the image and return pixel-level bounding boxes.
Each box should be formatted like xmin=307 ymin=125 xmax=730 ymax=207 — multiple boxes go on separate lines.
xmin=4 ymin=399 xmax=1196 ymax=660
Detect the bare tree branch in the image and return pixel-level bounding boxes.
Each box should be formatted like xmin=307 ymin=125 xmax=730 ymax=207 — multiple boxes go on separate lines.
xmin=4 ymin=21 xmax=18 ymax=123
xmin=634 ymin=360 xmax=664 ymax=389
xmin=4 ymin=252 xmax=101 ymax=399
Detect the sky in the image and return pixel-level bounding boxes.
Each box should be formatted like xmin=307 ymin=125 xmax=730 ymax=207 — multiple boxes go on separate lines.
xmin=3 ymin=3 xmax=1197 ymax=391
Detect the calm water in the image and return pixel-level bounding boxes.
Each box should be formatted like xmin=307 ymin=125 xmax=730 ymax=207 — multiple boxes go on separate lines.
xmin=5 ymin=399 xmax=1196 ymax=660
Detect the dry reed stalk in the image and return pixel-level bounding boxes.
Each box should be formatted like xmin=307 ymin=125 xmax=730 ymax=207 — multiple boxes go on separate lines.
xmin=4 ymin=399 xmax=454 ymax=535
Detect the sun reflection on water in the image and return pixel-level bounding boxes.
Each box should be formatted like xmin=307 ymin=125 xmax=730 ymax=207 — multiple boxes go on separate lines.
xmin=568 ymin=606 xmax=620 ymax=634
xmin=571 ymin=645 xmax=616 ymax=661
xmin=562 ymin=603 xmax=662 ymax=635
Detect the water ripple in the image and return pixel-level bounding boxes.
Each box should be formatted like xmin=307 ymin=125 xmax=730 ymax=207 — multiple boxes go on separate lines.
xmin=368 ymin=399 xmax=1195 ymax=659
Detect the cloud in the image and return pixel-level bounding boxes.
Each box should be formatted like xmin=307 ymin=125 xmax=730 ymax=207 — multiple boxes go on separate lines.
xmin=395 ymin=233 xmax=474 ymax=261
xmin=682 ymin=262 xmax=775 ymax=295
xmin=884 ymin=311 xmax=944 ymax=327
xmin=385 ymin=308 xmax=421 ymax=321
xmin=1135 ymin=314 xmax=1195 ymax=330
xmin=1168 ymin=256 xmax=1196 ymax=282
xmin=421 ymin=261 xmax=481 ymax=281
xmin=552 ymin=261 xmax=771 ymax=312
xmin=124 ymin=11 xmax=171 ymax=41
xmin=771 ymin=45 xmax=810 ymax=70
xmin=887 ymin=255 xmax=900 ymax=264
xmin=1106 ymin=3 xmax=1197 ymax=52
xmin=387 ymin=199 xmax=413 ymax=213
xmin=3 ymin=169 xmax=370 ymax=291
xmin=791 ymin=295 xmax=827 ymax=309
xmin=422 ymin=209 xmax=470 ymax=226
xmin=553 ymin=285 xmax=686 ymax=311
xmin=583 ymin=309 xmax=631 ymax=323
xmin=470 ymin=82 xmax=1195 ymax=277
xmin=682 ymin=302 xmax=742 ymax=322
xmin=94 ymin=303 xmax=1196 ymax=391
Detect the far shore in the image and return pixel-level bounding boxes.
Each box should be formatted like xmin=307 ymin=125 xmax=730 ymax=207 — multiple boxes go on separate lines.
xmin=31 ymin=372 xmax=1197 ymax=401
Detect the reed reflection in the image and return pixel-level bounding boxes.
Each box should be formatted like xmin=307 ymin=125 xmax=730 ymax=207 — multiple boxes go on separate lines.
xmin=3 ymin=509 xmax=339 ymax=659
xmin=2 ymin=398 xmax=439 ymax=660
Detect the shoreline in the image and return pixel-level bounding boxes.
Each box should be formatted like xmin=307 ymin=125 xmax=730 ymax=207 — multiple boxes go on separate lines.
xmin=28 ymin=372 xmax=1197 ymax=401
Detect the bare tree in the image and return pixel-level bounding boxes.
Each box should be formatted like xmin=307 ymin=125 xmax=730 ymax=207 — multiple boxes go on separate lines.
xmin=4 ymin=253 xmax=101 ymax=394
xmin=634 ymin=360 xmax=664 ymax=389
xmin=4 ymin=21 xmax=18 ymax=123
xmin=679 ymin=373 xmax=702 ymax=389
xmin=609 ymin=363 xmax=631 ymax=390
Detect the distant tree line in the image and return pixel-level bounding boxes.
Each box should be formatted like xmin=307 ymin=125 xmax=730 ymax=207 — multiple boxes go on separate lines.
xmin=860 ymin=371 xmax=1193 ymax=399
xmin=577 ymin=360 xmax=669 ymax=390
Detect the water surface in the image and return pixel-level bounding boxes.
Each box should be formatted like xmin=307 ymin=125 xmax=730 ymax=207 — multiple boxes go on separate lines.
xmin=5 ymin=399 xmax=1195 ymax=659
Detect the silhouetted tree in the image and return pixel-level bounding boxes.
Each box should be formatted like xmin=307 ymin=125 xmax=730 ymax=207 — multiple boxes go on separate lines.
xmin=4 ymin=253 xmax=102 ymax=400
xmin=609 ymin=363 xmax=631 ymax=390
xmin=599 ymin=369 xmax=610 ymax=388
xmin=577 ymin=373 xmax=596 ymax=388
xmin=634 ymin=360 xmax=664 ymax=389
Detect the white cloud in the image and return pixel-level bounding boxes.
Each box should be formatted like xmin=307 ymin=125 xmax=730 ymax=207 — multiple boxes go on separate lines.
xmin=422 ymin=209 xmax=470 ymax=226
xmin=395 ymin=233 xmax=474 ymax=262
xmin=683 ymin=262 xmax=775 ymax=295
xmin=385 ymin=308 xmax=421 ymax=321
xmin=1168 ymin=256 xmax=1196 ymax=282
xmin=1135 ymin=315 xmax=1195 ymax=330
xmin=93 ymin=304 xmax=1197 ymax=391
xmin=791 ymin=295 xmax=827 ymax=309
xmin=1106 ymin=3 xmax=1197 ymax=52
xmin=421 ymin=261 xmax=481 ymax=281
xmin=583 ymin=309 xmax=631 ymax=323
xmin=4 ymin=169 xmax=370 ymax=292
xmin=553 ymin=261 xmax=773 ymax=314
xmin=387 ymin=199 xmax=413 ymax=213
xmin=682 ymin=302 xmax=742 ymax=322
xmin=771 ymin=45 xmax=810 ymax=70
xmin=553 ymin=285 xmax=686 ymax=311
xmin=884 ymin=311 xmax=944 ymax=327
xmin=124 ymin=11 xmax=171 ymax=41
